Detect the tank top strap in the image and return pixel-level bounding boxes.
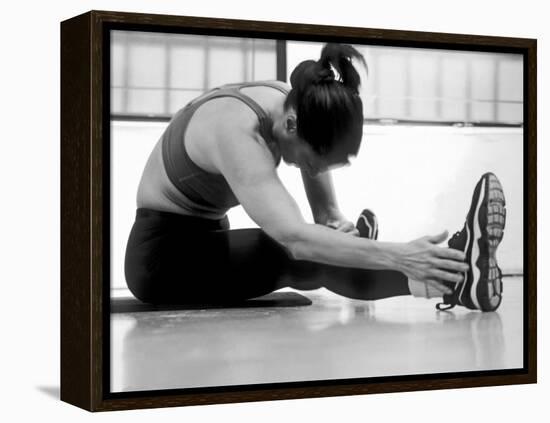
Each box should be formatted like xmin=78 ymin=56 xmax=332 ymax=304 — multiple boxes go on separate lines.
xmin=224 ymin=80 xmax=291 ymax=95
xmin=181 ymin=88 xmax=278 ymax=169
xmin=208 ymin=82 xmax=289 ymax=146
xmin=179 ymin=81 xmax=287 ymax=166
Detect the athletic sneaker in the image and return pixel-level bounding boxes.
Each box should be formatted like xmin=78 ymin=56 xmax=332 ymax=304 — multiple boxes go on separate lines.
xmin=356 ymin=209 xmax=379 ymax=240
xmin=436 ymin=172 xmax=506 ymax=312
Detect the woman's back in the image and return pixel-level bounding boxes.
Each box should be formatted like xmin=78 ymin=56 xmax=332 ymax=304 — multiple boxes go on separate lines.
xmin=136 ymin=81 xmax=290 ymax=219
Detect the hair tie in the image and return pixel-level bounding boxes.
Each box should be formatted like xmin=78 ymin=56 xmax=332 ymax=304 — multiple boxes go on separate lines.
xmin=315 ymin=61 xmax=336 ymax=84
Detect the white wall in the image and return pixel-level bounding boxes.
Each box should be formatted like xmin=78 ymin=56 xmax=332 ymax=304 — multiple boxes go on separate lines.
xmin=2 ymin=0 xmax=547 ymax=422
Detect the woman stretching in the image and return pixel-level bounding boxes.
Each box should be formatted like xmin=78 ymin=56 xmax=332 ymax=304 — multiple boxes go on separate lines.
xmin=124 ymin=43 xmax=506 ymax=312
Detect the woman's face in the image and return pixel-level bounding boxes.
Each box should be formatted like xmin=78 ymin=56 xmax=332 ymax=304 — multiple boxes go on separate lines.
xmin=282 ymin=134 xmax=352 ymax=177
xmin=275 ymin=109 xmax=354 ymax=177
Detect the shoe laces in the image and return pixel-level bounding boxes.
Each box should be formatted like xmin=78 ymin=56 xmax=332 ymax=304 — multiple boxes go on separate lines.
xmin=436 ymin=279 xmax=459 ymax=311
xmin=436 ymin=301 xmax=456 ymax=311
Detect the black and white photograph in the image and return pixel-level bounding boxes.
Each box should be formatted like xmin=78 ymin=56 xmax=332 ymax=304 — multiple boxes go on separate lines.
xmin=108 ymin=29 xmax=524 ymax=394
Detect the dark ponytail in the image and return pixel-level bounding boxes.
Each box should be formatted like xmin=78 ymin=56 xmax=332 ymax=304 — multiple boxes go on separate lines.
xmin=285 ymin=43 xmax=367 ymax=155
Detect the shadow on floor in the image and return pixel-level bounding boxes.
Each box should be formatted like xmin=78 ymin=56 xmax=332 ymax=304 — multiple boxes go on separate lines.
xmin=36 ymin=386 xmax=59 ymax=400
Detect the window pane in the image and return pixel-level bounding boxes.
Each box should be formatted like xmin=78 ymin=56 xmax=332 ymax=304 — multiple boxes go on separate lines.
xmin=471 ymin=101 xmax=494 ymax=122
xmin=377 ymin=54 xmax=407 ymax=118
xmin=441 ymin=55 xmax=467 ymax=121
xmin=409 ymin=53 xmax=438 ymax=120
xmin=112 ymin=31 xmax=279 ymax=118
xmin=111 ymin=38 xmax=126 ymax=87
xmin=497 ymin=103 xmax=522 ymax=123
xmin=128 ymin=44 xmax=166 ymax=88
xmin=112 ymin=32 xmax=523 ymax=125
xmin=360 ymin=49 xmax=376 ymax=96
xmin=170 ymin=44 xmax=206 ymax=88
xmin=252 ymin=42 xmax=277 ymax=80
xmin=126 ymin=89 xmax=164 ymax=115
xmin=111 ymin=88 xmax=125 ymax=114
xmin=471 ymin=56 xmax=496 ymax=101
xmin=498 ymin=59 xmax=523 ymax=101
xmin=209 ymin=44 xmax=245 ymax=87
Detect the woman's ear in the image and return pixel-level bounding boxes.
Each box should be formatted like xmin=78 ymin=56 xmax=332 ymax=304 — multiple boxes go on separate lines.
xmin=285 ymin=114 xmax=297 ymax=134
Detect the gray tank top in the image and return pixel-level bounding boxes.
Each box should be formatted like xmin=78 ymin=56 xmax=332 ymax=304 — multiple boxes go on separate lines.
xmin=161 ymin=81 xmax=290 ymax=219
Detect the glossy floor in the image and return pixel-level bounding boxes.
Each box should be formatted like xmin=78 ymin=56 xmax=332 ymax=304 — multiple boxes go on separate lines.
xmin=110 ymin=276 xmax=523 ymax=393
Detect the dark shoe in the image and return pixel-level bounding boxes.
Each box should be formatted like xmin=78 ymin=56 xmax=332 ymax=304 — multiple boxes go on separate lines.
xmin=356 ymin=209 xmax=379 ymax=240
xmin=437 ymin=172 xmax=506 ymax=312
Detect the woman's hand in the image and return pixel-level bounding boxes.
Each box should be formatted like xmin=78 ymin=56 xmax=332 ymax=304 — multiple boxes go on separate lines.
xmin=323 ymin=211 xmax=360 ymax=237
xmin=396 ymin=230 xmax=469 ymax=295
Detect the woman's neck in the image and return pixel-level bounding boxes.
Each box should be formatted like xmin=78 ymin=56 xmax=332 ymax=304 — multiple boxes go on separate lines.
xmin=268 ymin=96 xmax=291 ymax=144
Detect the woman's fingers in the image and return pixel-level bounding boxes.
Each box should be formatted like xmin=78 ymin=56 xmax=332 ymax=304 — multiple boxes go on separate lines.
xmin=332 ymin=220 xmax=358 ymax=235
xmin=431 ymin=268 xmax=464 ymax=284
xmin=402 ymin=237 xmax=469 ymax=287
xmin=339 ymin=221 xmax=356 ymax=232
xmin=435 ymin=258 xmax=469 ymax=273
xmin=436 ymin=247 xmax=466 ymax=262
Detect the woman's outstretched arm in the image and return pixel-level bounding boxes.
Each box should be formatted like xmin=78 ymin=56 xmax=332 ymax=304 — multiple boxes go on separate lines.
xmin=212 ymin=118 xmax=467 ymax=290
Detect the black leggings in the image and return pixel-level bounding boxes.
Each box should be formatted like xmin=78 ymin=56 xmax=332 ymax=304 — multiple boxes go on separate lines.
xmin=124 ymin=208 xmax=410 ymax=305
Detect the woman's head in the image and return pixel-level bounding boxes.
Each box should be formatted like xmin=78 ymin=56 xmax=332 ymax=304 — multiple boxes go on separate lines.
xmin=278 ymin=43 xmax=367 ymax=176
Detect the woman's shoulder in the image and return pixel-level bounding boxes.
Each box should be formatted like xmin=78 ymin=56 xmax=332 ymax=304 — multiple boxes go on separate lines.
xmin=210 ymin=81 xmax=287 ymax=127
xmin=187 ymin=81 xmax=286 ymax=162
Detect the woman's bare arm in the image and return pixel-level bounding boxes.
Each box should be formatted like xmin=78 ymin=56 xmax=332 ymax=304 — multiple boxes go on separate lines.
xmin=301 ymin=168 xmax=339 ymax=223
xmin=210 ymin=117 xmax=469 ymax=287
xmin=301 ymin=168 xmax=359 ymax=235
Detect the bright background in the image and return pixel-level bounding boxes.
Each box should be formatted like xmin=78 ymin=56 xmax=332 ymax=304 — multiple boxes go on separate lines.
xmin=0 ymin=1 xmax=547 ymax=422
xmin=111 ymin=123 xmax=524 ymax=290
xmin=110 ymin=38 xmax=524 ymax=292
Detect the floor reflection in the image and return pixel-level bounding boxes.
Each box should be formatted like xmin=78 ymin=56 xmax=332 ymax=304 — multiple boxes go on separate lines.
xmin=111 ymin=277 xmax=523 ymax=392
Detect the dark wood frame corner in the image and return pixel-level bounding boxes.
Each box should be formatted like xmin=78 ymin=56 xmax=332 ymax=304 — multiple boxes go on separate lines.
xmin=60 ymin=10 xmax=537 ymax=412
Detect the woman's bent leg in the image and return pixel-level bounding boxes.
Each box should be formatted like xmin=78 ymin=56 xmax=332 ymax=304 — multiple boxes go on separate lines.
xmin=124 ymin=209 xmax=290 ymax=305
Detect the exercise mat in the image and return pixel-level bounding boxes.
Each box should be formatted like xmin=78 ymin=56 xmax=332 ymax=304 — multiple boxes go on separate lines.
xmin=111 ymin=291 xmax=312 ymax=313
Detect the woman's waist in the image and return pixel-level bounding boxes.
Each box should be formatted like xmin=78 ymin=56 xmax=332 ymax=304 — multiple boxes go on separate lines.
xmin=135 ymin=207 xmax=229 ymax=226
xmin=137 ymin=180 xmax=232 ymax=221
xmin=137 ymin=137 xmax=234 ymax=220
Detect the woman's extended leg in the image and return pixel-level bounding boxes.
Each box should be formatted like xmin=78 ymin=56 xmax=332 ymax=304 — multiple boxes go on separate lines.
xmin=124 ymin=208 xmax=412 ymax=305
xmin=193 ymin=225 xmax=412 ymax=301
xmin=289 ymin=259 xmax=411 ymax=300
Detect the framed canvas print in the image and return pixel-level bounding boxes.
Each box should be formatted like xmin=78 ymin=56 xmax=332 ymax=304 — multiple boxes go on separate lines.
xmin=60 ymin=10 xmax=537 ymax=412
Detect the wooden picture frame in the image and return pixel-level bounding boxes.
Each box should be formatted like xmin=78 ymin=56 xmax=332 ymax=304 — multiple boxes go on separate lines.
xmin=60 ymin=10 xmax=537 ymax=412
